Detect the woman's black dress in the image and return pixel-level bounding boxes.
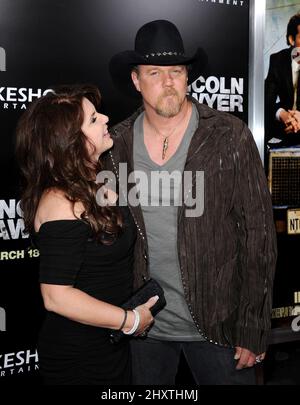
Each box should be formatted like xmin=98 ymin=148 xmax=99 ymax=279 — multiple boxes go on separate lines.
xmin=36 ymin=207 xmax=136 ymax=385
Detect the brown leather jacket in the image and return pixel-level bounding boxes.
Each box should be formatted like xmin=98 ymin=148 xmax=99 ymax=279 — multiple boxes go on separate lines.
xmin=106 ymin=96 xmax=277 ymax=354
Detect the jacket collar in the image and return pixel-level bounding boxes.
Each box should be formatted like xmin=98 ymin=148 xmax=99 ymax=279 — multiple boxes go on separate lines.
xmin=111 ymin=95 xmax=217 ymax=165
xmin=110 ymin=96 xmax=222 ymax=226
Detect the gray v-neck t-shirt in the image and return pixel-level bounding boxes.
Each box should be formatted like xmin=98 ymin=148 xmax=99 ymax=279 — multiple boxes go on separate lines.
xmin=133 ymin=104 xmax=205 ymax=341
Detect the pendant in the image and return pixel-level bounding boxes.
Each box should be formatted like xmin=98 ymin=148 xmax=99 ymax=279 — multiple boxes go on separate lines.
xmin=162 ymin=137 xmax=168 ymax=160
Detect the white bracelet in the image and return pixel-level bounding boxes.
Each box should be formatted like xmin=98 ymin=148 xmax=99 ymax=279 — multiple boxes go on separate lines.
xmin=123 ymin=309 xmax=140 ymax=335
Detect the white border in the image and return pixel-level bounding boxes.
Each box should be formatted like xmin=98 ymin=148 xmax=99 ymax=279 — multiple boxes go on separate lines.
xmin=248 ymin=0 xmax=266 ymax=163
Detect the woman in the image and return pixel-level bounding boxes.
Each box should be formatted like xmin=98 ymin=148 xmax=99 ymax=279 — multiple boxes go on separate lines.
xmin=15 ymin=84 xmax=157 ymax=385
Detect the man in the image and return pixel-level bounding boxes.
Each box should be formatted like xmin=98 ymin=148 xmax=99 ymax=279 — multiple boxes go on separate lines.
xmin=108 ymin=20 xmax=277 ymax=385
xmin=265 ymin=13 xmax=300 ymax=146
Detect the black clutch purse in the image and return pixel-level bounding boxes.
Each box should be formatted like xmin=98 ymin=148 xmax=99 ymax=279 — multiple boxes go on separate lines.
xmin=110 ymin=278 xmax=166 ymax=344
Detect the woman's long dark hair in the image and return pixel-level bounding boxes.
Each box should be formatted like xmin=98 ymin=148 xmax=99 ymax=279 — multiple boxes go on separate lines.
xmin=15 ymin=84 xmax=123 ymax=242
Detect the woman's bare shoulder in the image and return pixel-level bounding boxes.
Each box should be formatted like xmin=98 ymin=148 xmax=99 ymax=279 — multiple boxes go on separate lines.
xmin=34 ymin=189 xmax=84 ymax=231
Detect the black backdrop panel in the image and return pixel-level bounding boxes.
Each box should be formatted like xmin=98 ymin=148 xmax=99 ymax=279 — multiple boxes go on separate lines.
xmin=0 ymin=0 xmax=249 ymax=382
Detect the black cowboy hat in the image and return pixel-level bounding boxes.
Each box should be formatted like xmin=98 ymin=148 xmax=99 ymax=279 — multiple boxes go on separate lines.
xmin=109 ymin=19 xmax=207 ymax=97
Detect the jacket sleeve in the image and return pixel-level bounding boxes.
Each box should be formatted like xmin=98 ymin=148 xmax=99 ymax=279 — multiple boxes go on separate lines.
xmin=265 ymin=54 xmax=280 ymax=118
xmin=265 ymin=53 xmax=282 ymax=143
xmin=233 ymin=123 xmax=277 ymax=354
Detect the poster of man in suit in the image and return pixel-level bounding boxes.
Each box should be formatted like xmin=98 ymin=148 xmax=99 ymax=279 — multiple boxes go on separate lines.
xmin=265 ymin=1 xmax=300 ymax=147
xmin=264 ymin=0 xmax=300 ymax=324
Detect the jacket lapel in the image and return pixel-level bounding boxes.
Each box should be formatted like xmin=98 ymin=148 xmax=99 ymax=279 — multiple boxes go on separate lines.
xmin=282 ymin=48 xmax=294 ymax=103
xmin=110 ymin=111 xmax=148 ymax=244
xmin=178 ymin=97 xmax=230 ymax=221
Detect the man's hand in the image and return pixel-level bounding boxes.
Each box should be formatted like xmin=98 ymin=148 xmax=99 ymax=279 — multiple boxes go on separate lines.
xmin=279 ymin=109 xmax=292 ymax=125
xmin=279 ymin=109 xmax=300 ymax=133
xmin=285 ymin=110 xmax=300 ymax=133
xmin=234 ymin=347 xmax=266 ymax=370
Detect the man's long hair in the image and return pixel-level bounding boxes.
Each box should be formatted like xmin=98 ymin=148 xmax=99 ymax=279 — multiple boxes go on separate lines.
xmin=15 ymin=84 xmax=123 ymax=243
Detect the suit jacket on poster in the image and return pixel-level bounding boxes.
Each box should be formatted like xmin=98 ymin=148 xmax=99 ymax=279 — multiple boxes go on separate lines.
xmin=104 ymin=96 xmax=277 ymax=354
xmin=265 ymin=47 xmax=300 ymax=145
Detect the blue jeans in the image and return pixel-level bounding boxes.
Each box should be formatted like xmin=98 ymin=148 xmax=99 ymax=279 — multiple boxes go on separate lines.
xmin=130 ymin=338 xmax=256 ymax=385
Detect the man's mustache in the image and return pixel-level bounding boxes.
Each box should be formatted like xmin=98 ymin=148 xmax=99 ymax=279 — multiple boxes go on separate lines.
xmin=161 ymin=89 xmax=178 ymax=97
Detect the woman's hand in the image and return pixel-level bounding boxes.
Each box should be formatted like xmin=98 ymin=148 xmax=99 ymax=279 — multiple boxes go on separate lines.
xmin=122 ymin=295 xmax=159 ymax=335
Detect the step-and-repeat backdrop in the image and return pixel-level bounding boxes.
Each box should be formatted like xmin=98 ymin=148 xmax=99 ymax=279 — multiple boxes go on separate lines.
xmin=0 ymin=0 xmax=249 ymax=383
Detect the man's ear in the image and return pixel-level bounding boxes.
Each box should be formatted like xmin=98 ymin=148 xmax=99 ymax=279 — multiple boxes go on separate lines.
xmin=131 ymin=71 xmax=141 ymax=92
xmin=289 ymin=35 xmax=295 ymax=47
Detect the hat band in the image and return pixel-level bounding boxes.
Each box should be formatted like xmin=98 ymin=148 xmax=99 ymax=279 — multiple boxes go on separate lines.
xmin=144 ymin=51 xmax=184 ymax=58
